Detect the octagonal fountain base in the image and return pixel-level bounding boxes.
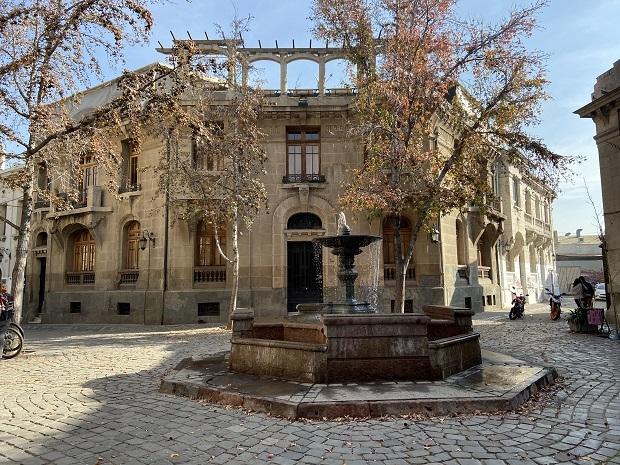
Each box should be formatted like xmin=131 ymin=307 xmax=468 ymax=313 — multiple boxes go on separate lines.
xmin=228 ymin=306 xmax=483 ymax=384
xmin=160 ymin=350 xmax=557 ymax=419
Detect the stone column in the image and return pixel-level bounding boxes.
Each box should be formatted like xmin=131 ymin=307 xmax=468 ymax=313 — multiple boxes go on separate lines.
xmin=318 ymin=59 xmax=326 ymax=95
xmin=280 ymin=60 xmax=287 ymax=95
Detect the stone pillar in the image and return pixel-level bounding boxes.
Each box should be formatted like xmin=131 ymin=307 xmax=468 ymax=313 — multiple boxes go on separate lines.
xmin=241 ymin=63 xmax=249 ymax=88
xmin=280 ymin=60 xmax=287 ymax=95
xmin=230 ymin=307 xmax=254 ymax=339
xmin=318 ymin=59 xmax=326 ymax=95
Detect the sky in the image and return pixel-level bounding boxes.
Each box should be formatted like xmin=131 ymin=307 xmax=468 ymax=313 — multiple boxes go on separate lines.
xmin=104 ymin=0 xmax=620 ymax=236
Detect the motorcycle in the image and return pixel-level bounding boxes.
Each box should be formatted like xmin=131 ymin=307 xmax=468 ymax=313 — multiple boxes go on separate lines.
xmin=545 ymin=288 xmax=563 ymax=321
xmin=509 ymin=294 xmax=528 ymax=320
xmin=1 ymin=302 xmax=23 ymax=359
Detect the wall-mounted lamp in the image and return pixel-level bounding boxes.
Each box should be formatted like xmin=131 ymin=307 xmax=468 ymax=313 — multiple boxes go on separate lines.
xmin=430 ymin=228 xmax=440 ymax=244
xmin=139 ymin=230 xmax=155 ymax=251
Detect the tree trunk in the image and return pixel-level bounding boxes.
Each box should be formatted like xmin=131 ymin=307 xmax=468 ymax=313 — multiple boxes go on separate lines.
xmin=11 ymin=169 xmax=35 ymax=324
xmin=393 ymin=217 xmax=405 ymax=313
xmin=227 ymin=207 xmax=239 ymax=328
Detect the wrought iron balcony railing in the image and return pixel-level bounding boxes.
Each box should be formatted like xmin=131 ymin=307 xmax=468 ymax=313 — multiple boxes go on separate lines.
xmin=282 ymin=174 xmax=326 ymax=184
xmin=119 ymin=270 xmax=139 ymax=284
xmin=194 ymin=266 xmax=226 ymax=283
xmin=383 ymin=264 xmax=416 ymax=281
xmin=119 ymin=183 xmax=141 ymax=194
xmin=66 ymin=271 xmax=95 ymax=285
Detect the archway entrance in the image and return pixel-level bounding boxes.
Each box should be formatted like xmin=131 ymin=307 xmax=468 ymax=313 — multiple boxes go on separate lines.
xmin=286 ymin=213 xmax=323 ymax=312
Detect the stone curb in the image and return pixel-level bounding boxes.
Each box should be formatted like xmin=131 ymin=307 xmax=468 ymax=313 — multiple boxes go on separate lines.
xmin=160 ymin=360 xmax=558 ymax=420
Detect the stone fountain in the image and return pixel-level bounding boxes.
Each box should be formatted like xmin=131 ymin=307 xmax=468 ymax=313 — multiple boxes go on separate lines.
xmin=298 ymin=212 xmax=382 ymax=317
xmin=162 ymin=213 xmax=556 ymax=419
xmin=228 ymin=213 xmax=482 ymax=383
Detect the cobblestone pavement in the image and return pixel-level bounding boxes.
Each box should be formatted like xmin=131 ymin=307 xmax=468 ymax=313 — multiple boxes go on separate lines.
xmin=1 ymin=307 xmax=619 ymax=465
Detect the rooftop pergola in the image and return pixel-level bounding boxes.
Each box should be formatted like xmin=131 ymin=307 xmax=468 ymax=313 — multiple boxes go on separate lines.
xmin=157 ymin=39 xmax=357 ymax=96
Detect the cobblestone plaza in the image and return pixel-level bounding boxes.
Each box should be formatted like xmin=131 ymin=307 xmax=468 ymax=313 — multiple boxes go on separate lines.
xmin=2 ymin=307 xmax=619 ymax=465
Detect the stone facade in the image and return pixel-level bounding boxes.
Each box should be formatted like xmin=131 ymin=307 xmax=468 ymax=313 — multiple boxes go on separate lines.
xmin=23 ymin=44 xmax=556 ymax=324
xmin=0 ymin=165 xmax=25 ymax=291
xmin=496 ymin=165 xmax=556 ymax=307
xmin=576 ymin=59 xmax=620 ymax=328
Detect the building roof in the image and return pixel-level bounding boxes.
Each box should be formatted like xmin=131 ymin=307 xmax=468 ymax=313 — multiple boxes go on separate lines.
xmin=556 ymin=234 xmax=602 ymax=257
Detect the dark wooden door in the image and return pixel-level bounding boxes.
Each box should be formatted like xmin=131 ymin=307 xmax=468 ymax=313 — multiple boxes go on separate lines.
xmin=287 ymin=241 xmax=322 ymax=311
xmin=37 ymin=257 xmax=46 ymax=313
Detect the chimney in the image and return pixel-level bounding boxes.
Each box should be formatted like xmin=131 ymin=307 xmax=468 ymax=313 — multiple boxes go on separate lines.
xmin=576 ymin=228 xmax=582 ymax=238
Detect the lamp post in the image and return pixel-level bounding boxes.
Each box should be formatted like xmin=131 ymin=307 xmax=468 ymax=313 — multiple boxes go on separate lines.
xmin=140 ymin=230 xmax=155 ymax=324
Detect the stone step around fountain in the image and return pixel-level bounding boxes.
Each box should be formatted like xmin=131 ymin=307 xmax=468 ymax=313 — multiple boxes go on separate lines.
xmin=160 ymin=350 xmax=558 ymax=419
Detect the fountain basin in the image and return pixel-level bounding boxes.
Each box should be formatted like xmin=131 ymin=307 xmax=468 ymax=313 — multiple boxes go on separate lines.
xmin=230 ymin=305 xmax=481 ymax=383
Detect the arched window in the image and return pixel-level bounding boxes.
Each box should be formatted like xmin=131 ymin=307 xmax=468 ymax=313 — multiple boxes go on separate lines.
xmin=287 ymin=213 xmax=322 ymax=230
xmin=36 ymin=232 xmax=48 ymax=247
xmin=456 ymin=220 xmax=466 ymax=266
xmin=123 ymin=221 xmax=141 ymax=270
xmin=382 ymin=216 xmax=414 ymax=280
xmin=72 ymin=230 xmax=95 ymax=272
xmin=196 ymin=222 xmax=226 ymax=267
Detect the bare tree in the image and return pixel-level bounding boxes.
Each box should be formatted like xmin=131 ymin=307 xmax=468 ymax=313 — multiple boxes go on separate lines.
xmin=0 ymin=0 xmax=166 ymax=322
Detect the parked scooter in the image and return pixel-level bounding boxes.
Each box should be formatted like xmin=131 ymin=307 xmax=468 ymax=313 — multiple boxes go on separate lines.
xmin=509 ymin=294 xmax=528 ymax=320
xmin=1 ymin=302 xmax=23 ymax=359
xmin=545 ymin=287 xmax=563 ymax=321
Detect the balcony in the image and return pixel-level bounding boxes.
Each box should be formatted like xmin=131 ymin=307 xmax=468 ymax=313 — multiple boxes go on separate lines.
xmin=383 ymin=264 xmax=416 ymax=282
xmin=119 ymin=183 xmax=141 ymax=194
xmin=282 ymin=174 xmax=326 ymax=184
xmin=524 ymin=212 xmax=552 ymax=238
xmin=33 ymin=200 xmax=50 ymax=210
xmin=194 ymin=266 xmax=226 ymax=284
xmin=119 ymin=270 xmax=139 ymax=285
xmin=477 ymin=266 xmax=491 ymax=280
xmin=66 ymin=271 xmax=95 ymax=285
xmin=486 ymin=195 xmax=502 ymax=213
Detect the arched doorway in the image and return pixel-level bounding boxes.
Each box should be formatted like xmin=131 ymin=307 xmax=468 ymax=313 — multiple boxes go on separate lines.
xmin=286 ymin=213 xmax=323 ymax=311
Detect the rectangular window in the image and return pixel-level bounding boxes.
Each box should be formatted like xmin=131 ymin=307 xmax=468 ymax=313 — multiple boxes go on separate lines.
xmin=117 ymin=302 xmax=131 ymax=315
xmin=285 ymin=127 xmax=321 ymax=182
xmin=121 ymin=139 xmax=139 ymax=192
xmin=79 ymin=155 xmax=98 ymax=204
xmin=198 ymin=302 xmax=220 ymax=317
xmin=70 ymin=301 xmax=81 ymax=313
xmin=193 ymin=122 xmax=224 ymax=171
xmin=512 ymin=177 xmax=520 ymax=207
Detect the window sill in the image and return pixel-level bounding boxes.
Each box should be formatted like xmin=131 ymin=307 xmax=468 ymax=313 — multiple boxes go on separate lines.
xmin=47 ymin=206 xmax=113 ymax=218
xmin=119 ymin=190 xmax=142 ymax=198
xmin=280 ymin=182 xmax=327 ymax=190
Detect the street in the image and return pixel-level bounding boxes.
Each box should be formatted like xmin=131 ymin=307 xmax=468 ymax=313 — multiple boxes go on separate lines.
xmin=1 ymin=308 xmax=619 ymax=465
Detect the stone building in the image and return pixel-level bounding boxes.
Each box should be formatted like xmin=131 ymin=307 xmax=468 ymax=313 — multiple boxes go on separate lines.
xmin=576 ymin=59 xmax=620 ymax=329
xmin=23 ymin=42 xmax=556 ymax=324
xmin=0 ymin=165 xmax=25 ymax=291
xmin=555 ymin=231 xmax=603 ymax=293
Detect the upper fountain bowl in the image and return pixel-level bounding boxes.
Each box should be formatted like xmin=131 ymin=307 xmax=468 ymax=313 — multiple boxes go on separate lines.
xmin=314 ymin=234 xmax=382 ymax=253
